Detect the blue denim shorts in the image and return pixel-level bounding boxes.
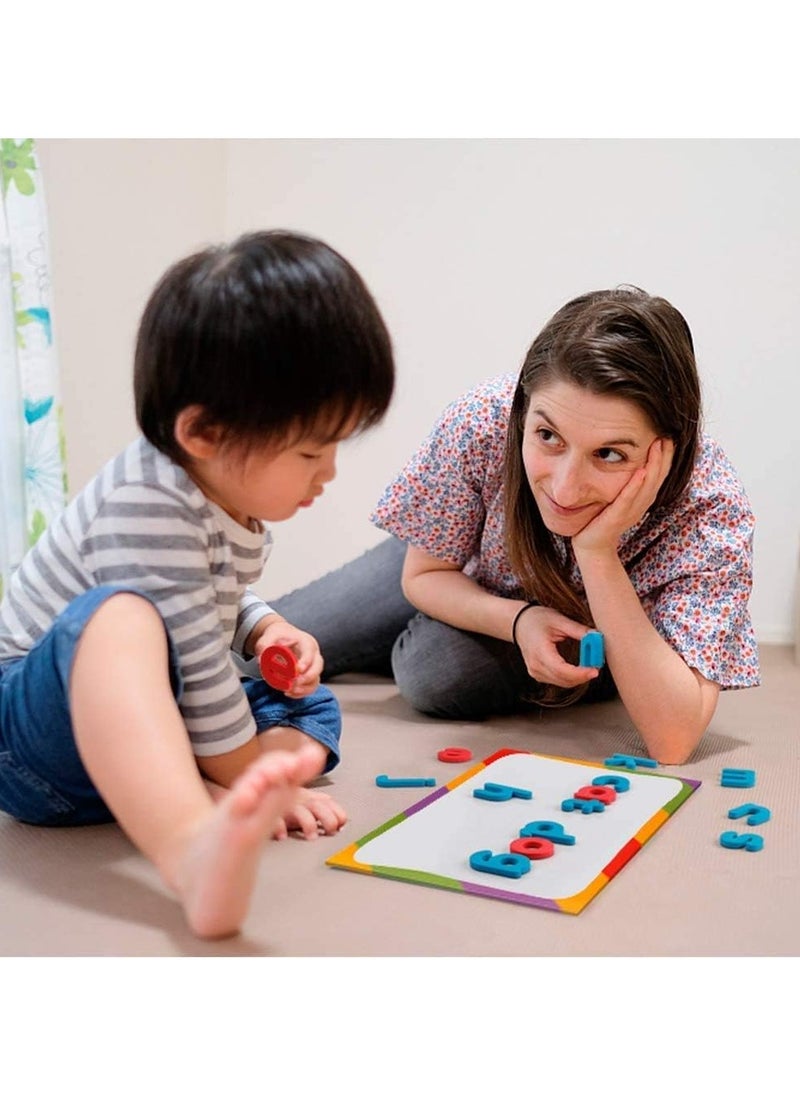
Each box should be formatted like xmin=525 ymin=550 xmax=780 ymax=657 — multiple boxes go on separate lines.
xmin=0 ymin=585 xmax=341 ymax=827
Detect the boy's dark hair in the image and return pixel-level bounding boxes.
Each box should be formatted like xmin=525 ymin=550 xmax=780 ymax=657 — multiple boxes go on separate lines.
xmin=134 ymin=230 xmax=394 ymax=460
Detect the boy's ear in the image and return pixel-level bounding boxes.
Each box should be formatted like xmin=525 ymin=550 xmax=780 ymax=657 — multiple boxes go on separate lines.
xmin=174 ymin=405 xmax=224 ymax=460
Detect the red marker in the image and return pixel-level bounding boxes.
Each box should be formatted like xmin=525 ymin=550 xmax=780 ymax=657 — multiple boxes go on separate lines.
xmin=260 ymin=644 xmax=298 ymax=692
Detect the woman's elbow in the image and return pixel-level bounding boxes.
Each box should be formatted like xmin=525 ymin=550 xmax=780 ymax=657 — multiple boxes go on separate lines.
xmin=646 ymin=718 xmax=710 ymax=766
xmin=653 ymin=742 xmax=699 ymax=766
xmin=641 ymin=678 xmax=719 ymax=766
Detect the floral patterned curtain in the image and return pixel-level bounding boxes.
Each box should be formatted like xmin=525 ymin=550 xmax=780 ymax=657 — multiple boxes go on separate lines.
xmin=0 ymin=138 xmax=67 ymax=600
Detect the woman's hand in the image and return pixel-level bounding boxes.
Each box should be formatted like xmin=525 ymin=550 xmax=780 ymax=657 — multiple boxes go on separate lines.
xmin=254 ymin=619 xmax=323 ymax=697
xmin=573 ymin=437 xmax=674 ymax=556
xmin=514 ymin=605 xmax=601 ymax=688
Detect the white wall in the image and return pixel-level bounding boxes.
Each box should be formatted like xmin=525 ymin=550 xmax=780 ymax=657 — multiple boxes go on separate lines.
xmin=37 ymin=139 xmax=227 ymax=492
xmin=38 ymin=139 xmax=800 ymax=643
xmin=226 ymin=139 xmax=800 ymax=643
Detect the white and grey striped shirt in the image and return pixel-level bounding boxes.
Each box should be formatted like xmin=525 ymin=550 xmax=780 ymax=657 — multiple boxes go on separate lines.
xmin=0 ymin=436 xmax=274 ymax=756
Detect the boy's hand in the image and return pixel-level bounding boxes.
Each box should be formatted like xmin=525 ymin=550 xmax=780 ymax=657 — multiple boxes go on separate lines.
xmin=255 ymin=619 xmax=323 ymax=697
xmin=572 ymin=437 xmax=674 ymax=556
xmin=272 ymin=785 xmax=348 ymax=841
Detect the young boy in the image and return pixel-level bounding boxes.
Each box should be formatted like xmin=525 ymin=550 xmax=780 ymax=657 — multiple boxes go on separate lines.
xmin=0 ymin=229 xmax=394 ymax=938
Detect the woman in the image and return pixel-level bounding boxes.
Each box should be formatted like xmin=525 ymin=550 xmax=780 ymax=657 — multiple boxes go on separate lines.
xmin=271 ymin=287 xmax=760 ymax=764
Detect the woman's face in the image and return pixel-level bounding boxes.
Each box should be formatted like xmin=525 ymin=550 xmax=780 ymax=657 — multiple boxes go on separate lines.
xmin=521 ymin=380 xmax=659 ymax=537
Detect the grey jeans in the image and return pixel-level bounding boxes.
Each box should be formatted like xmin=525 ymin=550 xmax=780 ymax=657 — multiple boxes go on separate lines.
xmin=267 ymin=536 xmax=540 ymax=720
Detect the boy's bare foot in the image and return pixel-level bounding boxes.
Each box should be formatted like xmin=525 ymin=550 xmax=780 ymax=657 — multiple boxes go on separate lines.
xmin=171 ymin=746 xmax=322 ymax=939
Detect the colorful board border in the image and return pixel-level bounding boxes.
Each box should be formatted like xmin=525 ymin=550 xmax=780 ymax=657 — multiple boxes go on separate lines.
xmin=327 ymin=748 xmax=701 ymax=914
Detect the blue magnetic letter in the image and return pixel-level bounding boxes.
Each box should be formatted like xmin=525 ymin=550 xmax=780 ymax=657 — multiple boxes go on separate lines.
xmin=469 ymin=850 xmax=532 ymax=878
xmin=592 ymin=774 xmax=631 ymax=792
xmin=561 ymin=797 xmax=605 ymax=814
xmin=473 ymin=782 xmax=533 ymax=802
xmin=727 ymin=803 xmax=771 ymax=826
xmin=605 ymin=753 xmax=658 ymax=770
xmin=519 ymin=820 xmax=576 ymax=846
xmin=579 ymin=631 xmax=605 ymax=668
xmin=719 ymin=831 xmax=764 ymax=852
xmin=375 ymin=775 xmax=436 ymax=788
xmin=720 ymin=768 xmax=756 ymax=788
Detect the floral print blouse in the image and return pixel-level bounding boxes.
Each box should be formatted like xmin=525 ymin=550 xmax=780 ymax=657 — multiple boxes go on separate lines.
xmin=372 ymin=373 xmax=760 ymax=689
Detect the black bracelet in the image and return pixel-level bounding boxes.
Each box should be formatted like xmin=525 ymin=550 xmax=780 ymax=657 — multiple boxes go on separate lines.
xmin=511 ymin=602 xmax=537 ymax=648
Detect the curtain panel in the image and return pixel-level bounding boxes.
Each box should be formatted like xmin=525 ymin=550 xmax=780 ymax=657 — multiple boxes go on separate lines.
xmin=0 ymin=138 xmax=67 ymax=600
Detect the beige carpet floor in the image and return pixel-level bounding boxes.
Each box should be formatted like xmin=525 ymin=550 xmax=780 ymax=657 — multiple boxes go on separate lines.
xmin=0 ymin=644 xmax=797 ymax=957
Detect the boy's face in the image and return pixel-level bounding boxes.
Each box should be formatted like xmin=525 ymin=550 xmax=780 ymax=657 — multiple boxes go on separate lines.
xmin=183 ymin=417 xmax=356 ymax=526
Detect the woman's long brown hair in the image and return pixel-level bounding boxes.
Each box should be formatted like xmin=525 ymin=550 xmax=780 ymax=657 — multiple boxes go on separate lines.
xmin=503 ymin=287 xmax=702 ymax=706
